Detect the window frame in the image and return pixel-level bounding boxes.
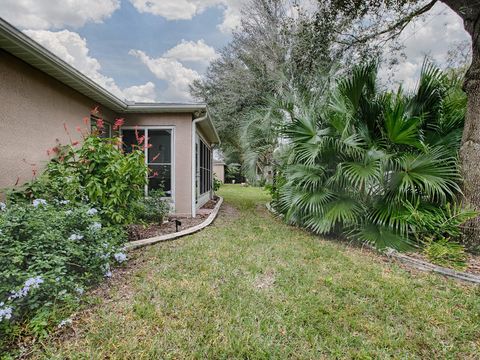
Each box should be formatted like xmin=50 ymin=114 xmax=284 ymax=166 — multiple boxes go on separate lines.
xmin=120 ymin=126 xmax=176 ymax=204
xmin=90 ymin=115 xmax=112 ymax=138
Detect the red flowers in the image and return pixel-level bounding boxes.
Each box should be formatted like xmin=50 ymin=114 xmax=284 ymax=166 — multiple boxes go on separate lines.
xmin=96 ymin=118 xmax=105 ymax=130
xmin=113 ymin=118 xmax=125 ymax=131
xmin=47 ymin=146 xmax=60 ymax=156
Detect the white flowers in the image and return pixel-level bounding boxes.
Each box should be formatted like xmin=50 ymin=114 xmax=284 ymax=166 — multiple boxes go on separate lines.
xmin=102 ymin=264 xmax=112 ymax=278
xmin=75 ymin=287 xmax=84 ymax=296
xmin=68 ymin=233 xmax=84 ymax=241
xmin=9 ymin=276 xmax=44 ymax=300
xmin=32 ymin=199 xmax=47 ymax=208
xmin=86 ymin=208 xmax=98 ymax=216
xmin=89 ymin=222 xmax=102 ymax=231
xmin=65 ymin=210 xmax=73 ymax=215
xmin=59 ymin=200 xmax=70 ymax=205
xmin=114 ymin=252 xmax=127 ymax=263
xmin=58 ymin=318 xmax=73 ymax=328
xmin=0 ymin=303 xmax=13 ymax=321
xmin=0 ymin=202 xmax=6 ymax=211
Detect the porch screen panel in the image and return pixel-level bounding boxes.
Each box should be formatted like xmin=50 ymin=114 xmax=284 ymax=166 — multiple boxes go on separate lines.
xmin=199 ymin=139 xmax=212 ymax=195
xmin=148 ymin=129 xmax=172 ymax=196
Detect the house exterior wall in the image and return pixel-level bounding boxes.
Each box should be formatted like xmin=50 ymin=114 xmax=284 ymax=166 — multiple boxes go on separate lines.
xmin=122 ymin=113 xmax=194 ymax=217
xmin=0 ymin=50 xmax=117 ymax=194
xmin=213 ymin=164 xmax=225 ymax=183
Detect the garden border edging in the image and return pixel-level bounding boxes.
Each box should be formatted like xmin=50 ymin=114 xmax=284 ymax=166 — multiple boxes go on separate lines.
xmin=126 ymin=196 xmax=223 ymax=250
xmin=385 ymin=249 xmax=480 ymax=285
xmin=266 ymin=202 xmax=480 ymax=285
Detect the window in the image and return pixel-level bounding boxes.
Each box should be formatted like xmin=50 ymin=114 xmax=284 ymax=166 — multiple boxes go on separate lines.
xmin=122 ymin=128 xmax=173 ymax=197
xmin=90 ymin=115 xmax=111 ymax=138
xmin=197 ymin=137 xmax=212 ymax=196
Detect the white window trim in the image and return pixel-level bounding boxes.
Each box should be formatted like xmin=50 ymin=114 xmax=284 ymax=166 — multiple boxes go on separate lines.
xmin=121 ymin=126 xmax=176 ymax=208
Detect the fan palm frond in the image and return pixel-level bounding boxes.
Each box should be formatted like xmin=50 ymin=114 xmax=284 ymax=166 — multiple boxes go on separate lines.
xmin=388 ymin=148 xmax=461 ymax=203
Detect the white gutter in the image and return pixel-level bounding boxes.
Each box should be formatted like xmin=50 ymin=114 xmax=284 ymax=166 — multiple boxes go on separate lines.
xmin=191 ymin=115 xmax=208 ymax=218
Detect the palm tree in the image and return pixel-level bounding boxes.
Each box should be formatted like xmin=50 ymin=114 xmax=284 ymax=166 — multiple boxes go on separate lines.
xmin=275 ymin=62 xmax=475 ymax=250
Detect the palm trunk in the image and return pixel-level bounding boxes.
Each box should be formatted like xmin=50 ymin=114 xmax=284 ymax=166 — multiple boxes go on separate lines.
xmin=460 ymin=58 xmax=480 ymax=248
xmin=443 ymin=0 xmax=480 ymax=248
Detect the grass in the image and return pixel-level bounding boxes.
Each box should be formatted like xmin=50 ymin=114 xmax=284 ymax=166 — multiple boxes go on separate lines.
xmin=30 ymin=185 xmax=479 ymax=359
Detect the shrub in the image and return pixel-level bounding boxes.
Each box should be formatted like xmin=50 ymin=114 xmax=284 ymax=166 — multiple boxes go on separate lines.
xmin=213 ymin=176 xmax=222 ymax=191
xmin=423 ymin=237 xmax=468 ymax=270
xmin=0 ymin=200 xmax=127 ymax=347
xmin=8 ymin=133 xmax=148 ymax=225
xmin=132 ymin=189 xmax=170 ymax=224
xmin=276 ymin=62 xmax=474 ymax=250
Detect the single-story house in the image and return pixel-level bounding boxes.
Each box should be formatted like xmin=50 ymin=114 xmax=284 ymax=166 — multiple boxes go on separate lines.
xmin=0 ymin=18 xmax=220 ymax=218
xmin=213 ymin=161 xmax=226 ymax=183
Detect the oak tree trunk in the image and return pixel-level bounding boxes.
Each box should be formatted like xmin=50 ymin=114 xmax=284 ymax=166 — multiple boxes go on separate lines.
xmin=443 ymin=0 xmax=480 ymax=248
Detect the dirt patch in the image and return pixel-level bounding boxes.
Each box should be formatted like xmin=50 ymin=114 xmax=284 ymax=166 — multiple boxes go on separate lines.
xmin=127 ymin=197 xmax=220 ymax=241
xmin=254 ymin=270 xmax=276 ymax=290
xmin=202 ymin=196 xmax=220 ymax=209
xmin=213 ymin=203 xmax=239 ymax=226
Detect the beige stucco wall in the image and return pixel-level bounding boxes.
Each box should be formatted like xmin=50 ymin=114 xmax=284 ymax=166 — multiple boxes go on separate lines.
xmin=213 ymin=164 xmax=225 ymax=183
xmin=122 ymin=113 xmax=193 ymax=217
xmin=0 ymin=50 xmax=116 ymax=194
xmin=0 ymin=50 xmax=207 ymax=218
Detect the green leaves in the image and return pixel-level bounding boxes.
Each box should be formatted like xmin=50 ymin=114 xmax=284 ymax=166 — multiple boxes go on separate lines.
xmin=274 ymin=62 xmax=469 ymax=251
xmin=383 ymin=97 xmax=422 ymax=148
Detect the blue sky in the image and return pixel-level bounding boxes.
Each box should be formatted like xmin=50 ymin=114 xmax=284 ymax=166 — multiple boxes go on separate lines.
xmin=0 ymin=0 xmax=241 ymax=102
xmin=77 ymin=2 xmax=230 ymax=89
xmin=0 ymin=1 xmax=471 ymax=102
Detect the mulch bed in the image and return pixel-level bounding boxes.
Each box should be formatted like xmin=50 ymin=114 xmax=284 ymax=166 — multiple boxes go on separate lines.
xmin=127 ymin=196 xmax=220 ymax=242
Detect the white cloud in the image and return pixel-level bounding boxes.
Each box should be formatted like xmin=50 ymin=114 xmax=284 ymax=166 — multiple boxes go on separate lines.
xmin=23 ymin=30 xmax=156 ymax=102
xmin=163 ymin=39 xmax=220 ymax=64
xmin=380 ymin=3 xmax=471 ymax=91
xmin=0 ymin=0 xmax=120 ymax=30
xmin=129 ymin=49 xmax=200 ymax=101
xmin=123 ymin=82 xmax=157 ymax=102
xmin=129 ymin=0 xmax=241 ymax=33
xmin=129 ymin=39 xmax=218 ymax=101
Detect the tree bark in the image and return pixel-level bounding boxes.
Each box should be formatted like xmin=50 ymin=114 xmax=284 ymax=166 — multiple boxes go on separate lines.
xmin=442 ymin=0 xmax=480 ymax=248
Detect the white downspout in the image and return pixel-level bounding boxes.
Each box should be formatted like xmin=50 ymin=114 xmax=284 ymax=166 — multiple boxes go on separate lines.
xmin=191 ymin=115 xmax=208 ymax=218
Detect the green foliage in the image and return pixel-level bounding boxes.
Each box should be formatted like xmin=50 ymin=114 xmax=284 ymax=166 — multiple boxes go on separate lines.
xmin=9 ymin=135 xmax=148 ymax=225
xmin=276 ymin=62 xmax=473 ymax=250
xmin=132 ymin=189 xmax=170 ymax=224
xmin=423 ymin=238 xmax=468 ymax=271
xmin=0 ymin=200 xmax=126 ymax=349
xmin=213 ymin=176 xmax=222 ymax=192
xmin=225 ymin=163 xmax=242 ymax=183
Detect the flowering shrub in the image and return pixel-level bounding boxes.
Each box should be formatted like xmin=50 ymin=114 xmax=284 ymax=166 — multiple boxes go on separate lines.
xmin=0 ymin=200 xmax=126 ymax=345
xmin=9 ymin=131 xmax=148 ymax=224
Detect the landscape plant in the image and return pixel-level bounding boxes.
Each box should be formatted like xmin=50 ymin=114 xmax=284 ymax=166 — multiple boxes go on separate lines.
xmin=275 ymin=62 xmax=476 ymax=251
xmin=8 ymin=120 xmax=148 ymax=225
xmin=0 ymin=116 xmax=151 ymax=354
xmin=0 ymin=200 xmax=127 ymax=351
xmin=132 ymin=188 xmax=170 ymax=224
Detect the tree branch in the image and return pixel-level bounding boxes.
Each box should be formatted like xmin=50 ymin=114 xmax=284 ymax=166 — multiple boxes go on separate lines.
xmin=337 ymin=0 xmax=438 ymax=46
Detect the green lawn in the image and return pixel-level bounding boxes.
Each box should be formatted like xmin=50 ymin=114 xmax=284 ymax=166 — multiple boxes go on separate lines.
xmin=32 ymin=185 xmax=479 ymax=359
